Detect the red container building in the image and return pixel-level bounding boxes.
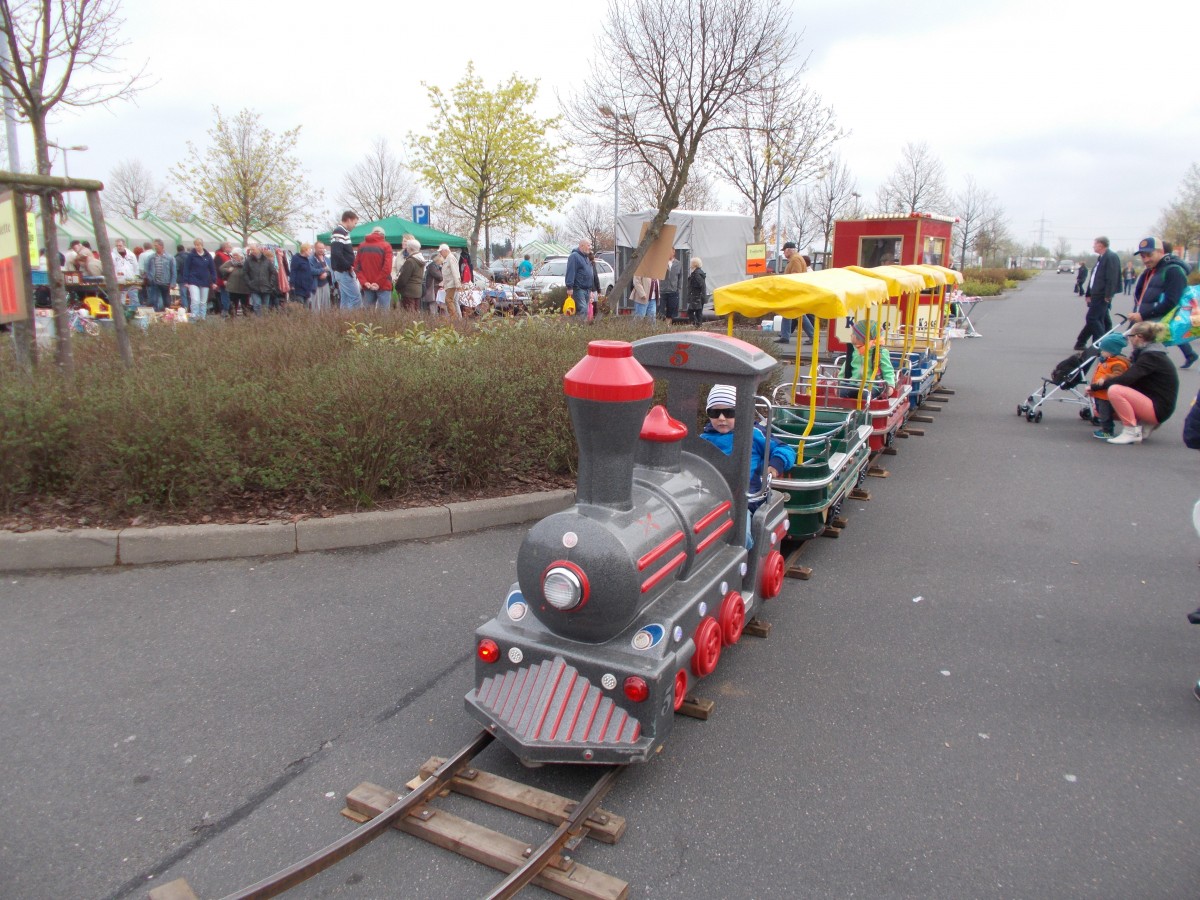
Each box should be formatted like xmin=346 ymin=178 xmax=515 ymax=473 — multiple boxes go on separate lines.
xmin=825 ymin=213 xmax=957 ymax=351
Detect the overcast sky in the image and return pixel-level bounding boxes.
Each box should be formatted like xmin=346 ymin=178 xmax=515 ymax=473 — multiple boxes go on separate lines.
xmin=19 ymin=0 xmax=1200 ymax=257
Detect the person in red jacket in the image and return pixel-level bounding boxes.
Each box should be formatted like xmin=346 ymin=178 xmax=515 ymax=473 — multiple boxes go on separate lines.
xmin=213 ymin=241 xmax=233 ymax=317
xmin=354 ymin=226 xmax=394 ymax=311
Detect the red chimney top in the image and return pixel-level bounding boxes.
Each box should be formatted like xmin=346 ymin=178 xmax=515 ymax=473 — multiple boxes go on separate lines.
xmin=563 ymin=341 xmax=654 ymax=402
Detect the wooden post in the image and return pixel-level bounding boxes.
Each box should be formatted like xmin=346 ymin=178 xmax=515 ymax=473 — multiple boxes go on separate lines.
xmin=85 ymin=189 xmax=133 ymax=367
xmin=10 ymin=190 xmax=36 ymax=368
xmin=39 ymin=191 xmax=72 ymax=375
xmin=0 ymin=171 xmax=104 ymax=192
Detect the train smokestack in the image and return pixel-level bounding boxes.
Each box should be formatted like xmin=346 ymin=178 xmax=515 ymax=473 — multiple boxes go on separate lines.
xmin=563 ymin=341 xmax=655 ymax=510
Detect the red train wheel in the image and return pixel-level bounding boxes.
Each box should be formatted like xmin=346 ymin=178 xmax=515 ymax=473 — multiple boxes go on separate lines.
xmin=760 ymin=550 xmax=785 ymax=599
xmin=673 ymin=669 xmax=688 ymax=711
xmin=691 ymin=616 xmax=722 ymax=678
xmin=719 ymin=591 xmax=745 ymax=645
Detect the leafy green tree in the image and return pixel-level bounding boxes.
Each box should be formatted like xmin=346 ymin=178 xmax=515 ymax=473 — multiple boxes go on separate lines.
xmin=173 ymin=107 xmax=320 ymax=247
xmin=410 ymin=63 xmax=580 ymax=264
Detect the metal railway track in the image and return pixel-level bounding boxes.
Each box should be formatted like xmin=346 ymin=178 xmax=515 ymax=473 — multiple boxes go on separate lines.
xmin=149 ymin=729 xmax=626 ymax=900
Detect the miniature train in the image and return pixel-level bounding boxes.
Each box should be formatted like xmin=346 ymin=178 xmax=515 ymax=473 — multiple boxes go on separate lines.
xmin=465 ymin=332 xmax=790 ymax=765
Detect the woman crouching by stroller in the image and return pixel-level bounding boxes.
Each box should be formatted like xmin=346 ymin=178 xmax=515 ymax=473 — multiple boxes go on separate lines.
xmin=1089 ymin=321 xmax=1179 ymax=445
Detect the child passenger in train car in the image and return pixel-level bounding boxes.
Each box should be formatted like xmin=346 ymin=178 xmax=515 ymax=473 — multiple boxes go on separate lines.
xmin=699 ymin=384 xmax=797 ymax=547
xmin=838 ymin=319 xmax=896 ymax=399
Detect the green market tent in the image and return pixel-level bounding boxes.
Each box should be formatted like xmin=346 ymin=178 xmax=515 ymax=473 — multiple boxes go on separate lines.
xmin=315 ymin=216 xmax=467 ymax=250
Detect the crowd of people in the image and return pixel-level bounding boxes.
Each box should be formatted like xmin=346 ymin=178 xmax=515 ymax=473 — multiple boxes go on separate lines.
xmin=46 ymin=209 xmax=722 ymax=325
xmin=1073 ymin=235 xmax=1198 ymax=446
xmin=1074 ymin=236 xmax=1198 ymax=368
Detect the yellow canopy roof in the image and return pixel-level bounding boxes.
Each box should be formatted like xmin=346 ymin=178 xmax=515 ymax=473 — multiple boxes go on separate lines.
xmin=846 ymin=265 xmax=927 ymax=297
xmin=902 ymin=264 xmax=964 ymax=286
xmin=900 ymin=264 xmax=946 ymax=287
xmin=714 ymin=269 xmax=889 ymax=319
xmin=930 ymin=264 xmax=963 ymax=284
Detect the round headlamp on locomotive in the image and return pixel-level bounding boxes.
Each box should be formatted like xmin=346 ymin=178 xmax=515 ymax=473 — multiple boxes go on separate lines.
xmin=466 ymin=334 xmax=790 ymax=765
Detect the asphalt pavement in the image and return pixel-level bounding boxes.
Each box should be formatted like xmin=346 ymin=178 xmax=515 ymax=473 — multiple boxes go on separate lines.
xmin=3 ymin=272 xmax=1199 ymax=900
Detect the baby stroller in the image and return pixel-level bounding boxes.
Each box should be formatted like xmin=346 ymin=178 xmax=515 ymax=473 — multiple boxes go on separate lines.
xmin=1016 ymin=320 xmax=1127 ymax=423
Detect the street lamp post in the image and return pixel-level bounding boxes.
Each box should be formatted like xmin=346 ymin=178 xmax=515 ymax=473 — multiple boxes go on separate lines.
xmin=597 ymin=105 xmax=620 ymax=254
xmin=47 ymin=140 xmax=88 ymax=209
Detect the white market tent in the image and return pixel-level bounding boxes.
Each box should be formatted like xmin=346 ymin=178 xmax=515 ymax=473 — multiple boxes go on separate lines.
xmin=36 ymin=207 xmax=299 ymax=254
xmin=616 ymin=209 xmax=754 ymax=292
xmin=513 ymin=240 xmax=570 ymax=265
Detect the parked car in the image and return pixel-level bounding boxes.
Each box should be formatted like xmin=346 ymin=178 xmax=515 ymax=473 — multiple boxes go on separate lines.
xmin=514 ymin=256 xmax=615 ymax=299
xmin=1057 ymin=260 xmax=1076 ymax=273
xmin=488 ymin=258 xmax=518 ymax=282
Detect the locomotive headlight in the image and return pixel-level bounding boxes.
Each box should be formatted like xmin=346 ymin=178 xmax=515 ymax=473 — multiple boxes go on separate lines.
xmin=542 ymin=563 xmax=588 ymax=611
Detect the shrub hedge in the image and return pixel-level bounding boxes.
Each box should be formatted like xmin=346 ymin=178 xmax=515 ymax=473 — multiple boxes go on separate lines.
xmin=0 ymin=311 xmax=726 ymax=520
xmin=961 ymin=267 xmax=1035 ymax=285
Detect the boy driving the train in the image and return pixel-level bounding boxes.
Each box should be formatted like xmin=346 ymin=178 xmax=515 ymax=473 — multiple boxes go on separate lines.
xmin=699 ymin=384 xmax=797 ymax=548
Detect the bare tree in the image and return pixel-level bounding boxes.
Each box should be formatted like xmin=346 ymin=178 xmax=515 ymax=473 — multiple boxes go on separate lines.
xmin=565 ymin=0 xmax=797 ymax=301
xmin=801 ymin=155 xmax=860 ymax=259
xmin=0 ymin=0 xmax=148 ymax=372
xmin=428 ymin=199 xmax=474 ymax=242
xmin=1052 ymin=236 xmax=1071 ymax=261
xmin=953 ymin=175 xmax=1001 ymax=268
xmin=536 ymin=221 xmax=568 ymax=245
xmin=338 ymin=137 xmax=419 ymax=223
xmin=876 ymin=141 xmax=951 ymax=216
xmin=105 ymin=158 xmax=164 ymax=218
xmin=622 ymin=161 xmax=722 ymax=213
xmin=779 ymin=192 xmax=822 ymax=257
xmin=1157 ymin=162 xmax=1200 ymax=264
xmin=711 ymin=69 xmax=843 ymax=241
xmin=565 ymin=197 xmax=615 ymax=251
xmin=973 ymin=206 xmax=1011 ymax=266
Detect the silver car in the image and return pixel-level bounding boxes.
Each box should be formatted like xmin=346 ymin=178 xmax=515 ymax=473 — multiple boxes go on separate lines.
xmin=515 ymin=256 xmax=615 ymax=300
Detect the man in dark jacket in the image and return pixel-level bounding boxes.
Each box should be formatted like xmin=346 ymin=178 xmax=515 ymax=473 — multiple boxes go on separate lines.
xmin=1130 ymin=236 xmax=1197 ymax=367
xmin=181 ymin=238 xmax=218 ymax=320
xmin=330 ymin=209 xmax=360 ymax=310
xmin=1074 ymin=236 xmax=1122 ymax=350
xmin=661 ymin=249 xmax=682 ymax=321
xmin=563 ymin=239 xmax=594 ymax=318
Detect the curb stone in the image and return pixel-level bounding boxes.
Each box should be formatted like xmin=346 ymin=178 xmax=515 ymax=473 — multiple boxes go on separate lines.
xmin=295 ymin=506 xmax=449 ymax=552
xmin=447 ymin=491 xmax=575 ymax=534
xmin=120 ymin=521 xmax=298 ymax=566
xmin=0 ymin=490 xmax=576 ymax=574
xmin=0 ymin=528 xmax=120 ymax=571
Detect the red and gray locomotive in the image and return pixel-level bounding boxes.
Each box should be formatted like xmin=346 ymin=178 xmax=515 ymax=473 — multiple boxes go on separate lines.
xmin=465 ymin=332 xmax=790 ymax=765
